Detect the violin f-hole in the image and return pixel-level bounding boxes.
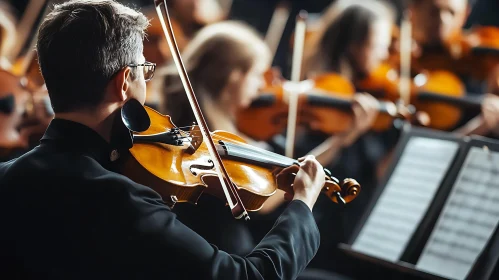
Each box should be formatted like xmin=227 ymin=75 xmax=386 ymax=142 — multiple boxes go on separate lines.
xmin=189 ymin=159 xmax=215 ymax=176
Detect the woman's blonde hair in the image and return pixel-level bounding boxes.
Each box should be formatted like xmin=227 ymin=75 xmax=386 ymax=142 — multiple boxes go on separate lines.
xmin=0 ymin=3 xmax=17 ymax=68
xmin=303 ymin=0 xmax=394 ymax=77
xmin=154 ymin=20 xmax=270 ymax=127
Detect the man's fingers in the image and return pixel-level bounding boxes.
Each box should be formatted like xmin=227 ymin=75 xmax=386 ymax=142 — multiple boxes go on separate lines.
xmin=279 ymin=164 xmax=300 ymax=175
xmin=298 ymin=154 xmax=315 ymax=162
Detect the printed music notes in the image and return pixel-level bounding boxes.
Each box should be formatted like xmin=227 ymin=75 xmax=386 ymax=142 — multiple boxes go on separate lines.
xmin=351 ymin=137 xmax=459 ymax=262
xmin=416 ymin=146 xmax=499 ymax=280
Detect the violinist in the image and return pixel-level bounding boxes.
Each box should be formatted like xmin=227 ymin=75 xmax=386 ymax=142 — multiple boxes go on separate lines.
xmin=0 ymin=1 xmax=329 ymax=279
xmin=295 ymin=0 xmax=399 ymax=275
xmin=301 ymin=0 xmax=395 ymax=198
xmin=300 ymin=0 xmax=395 ymax=167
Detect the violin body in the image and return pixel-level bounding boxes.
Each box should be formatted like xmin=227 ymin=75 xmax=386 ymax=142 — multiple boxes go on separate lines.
xmin=236 ymin=67 xmax=290 ymax=141
xmin=312 ymin=72 xmax=401 ymax=133
xmin=444 ymin=26 xmax=499 ymax=81
xmin=410 ymin=70 xmax=467 ymax=130
xmin=123 ymin=106 xmax=360 ymax=211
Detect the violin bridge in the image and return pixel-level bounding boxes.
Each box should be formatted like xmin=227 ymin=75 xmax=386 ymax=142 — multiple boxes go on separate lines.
xmin=186 ymin=124 xmax=203 ymax=154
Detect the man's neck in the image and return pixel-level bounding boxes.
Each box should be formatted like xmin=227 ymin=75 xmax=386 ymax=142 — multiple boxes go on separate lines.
xmin=54 ymin=106 xmax=118 ymax=142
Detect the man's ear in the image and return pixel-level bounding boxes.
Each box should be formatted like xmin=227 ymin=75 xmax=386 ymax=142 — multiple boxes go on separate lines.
xmin=113 ymin=67 xmax=132 ymax=102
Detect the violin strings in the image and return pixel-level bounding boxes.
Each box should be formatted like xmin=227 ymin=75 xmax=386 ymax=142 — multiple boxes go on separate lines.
xmin=161 ymin=128 xmax=294 ymax=166
xmin=172 ymin=125 xmax=199 ymax=130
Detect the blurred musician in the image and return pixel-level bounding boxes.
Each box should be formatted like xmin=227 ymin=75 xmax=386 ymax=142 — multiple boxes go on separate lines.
xmin=300 ymin=0 xmax=394 ymax=166
xmin=295 ymin=0 xmax=399 ymax=276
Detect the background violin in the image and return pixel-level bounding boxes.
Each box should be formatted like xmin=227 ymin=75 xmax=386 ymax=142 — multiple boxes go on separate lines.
xmin=358 ymin=63 xmax=482 ymax=131
xmin=236 ymin=72 xmax=428 ymax=141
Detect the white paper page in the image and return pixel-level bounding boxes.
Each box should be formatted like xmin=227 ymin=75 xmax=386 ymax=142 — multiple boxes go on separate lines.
xmin=351 ymin=137 xmax=459 ymax=262
xmin=416 ymin=146 xmax=499 ymax=280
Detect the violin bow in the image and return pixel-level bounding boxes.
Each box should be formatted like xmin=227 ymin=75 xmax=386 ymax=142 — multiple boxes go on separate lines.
xmin=154 ymin=0 xmax=250 ymax=220
xmin=264 ymin=0 xmax=291 ymax=62
xmin=398 ymin=2 xmax=412 ymax=106
xmin=285 ymin=11 xmax=307 ymax=158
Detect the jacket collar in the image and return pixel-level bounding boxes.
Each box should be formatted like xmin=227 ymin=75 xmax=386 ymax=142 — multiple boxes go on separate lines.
xmin=40 ymin=114 xmax=133 ymax=168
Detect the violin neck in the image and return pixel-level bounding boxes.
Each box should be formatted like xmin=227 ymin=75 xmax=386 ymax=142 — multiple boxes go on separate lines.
xmin=216 ymin=141 xmax=296 ymax=169
xmin=302 ymin=93 xmax=397 ymax=117
xmin=416 ymin=91 xmax=482 ymax=110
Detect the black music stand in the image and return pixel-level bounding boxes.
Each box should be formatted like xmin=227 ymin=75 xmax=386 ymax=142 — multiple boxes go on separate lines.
xmin=338 ymin=125 xmax=499 ymax=279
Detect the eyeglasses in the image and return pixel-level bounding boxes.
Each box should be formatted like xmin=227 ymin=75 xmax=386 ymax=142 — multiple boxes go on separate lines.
xmin=128 ymin=61 xmax=156 ymax=82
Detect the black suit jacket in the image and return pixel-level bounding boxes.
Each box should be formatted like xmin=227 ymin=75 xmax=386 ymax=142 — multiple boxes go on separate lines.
xmin=0 ymin=119 xmax=320 ymax=279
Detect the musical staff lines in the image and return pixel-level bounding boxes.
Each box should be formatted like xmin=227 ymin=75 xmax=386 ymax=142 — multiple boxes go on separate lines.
xmin=352 ymin=137 xmax=459 ymax=262
xmin=416 ymin=146 xmax=499 ymax=280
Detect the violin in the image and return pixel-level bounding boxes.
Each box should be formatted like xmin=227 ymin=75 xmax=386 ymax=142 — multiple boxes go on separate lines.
xmin=122 ymin=104 xmax=360 ymax=211
xmin=358 ymin=62 xmax=483 ymax=131
xmin=235 ymin=72 xmax=427 ymax=142
xmin=121 ymin=0 xmax=360 ymax=220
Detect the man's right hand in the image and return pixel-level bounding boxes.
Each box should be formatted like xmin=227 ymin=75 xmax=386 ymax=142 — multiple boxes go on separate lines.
xmin=284 ymin=155 xmax=326 ymax=211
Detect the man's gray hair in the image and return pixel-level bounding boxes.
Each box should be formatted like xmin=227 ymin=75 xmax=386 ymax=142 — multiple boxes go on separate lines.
xmin=37 ymin=0 xmax=149 ymax=113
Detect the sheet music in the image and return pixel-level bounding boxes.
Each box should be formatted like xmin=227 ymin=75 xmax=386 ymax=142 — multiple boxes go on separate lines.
xmin=352 ymin=137 xmax=459 ymax=262
xmin=416 ymin=146 xmax=499 ymax=280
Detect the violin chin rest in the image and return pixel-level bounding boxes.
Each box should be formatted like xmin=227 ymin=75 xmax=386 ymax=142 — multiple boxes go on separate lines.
xmin=121 ymin=99 xmax=151 ymax=132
